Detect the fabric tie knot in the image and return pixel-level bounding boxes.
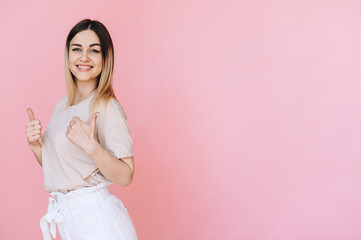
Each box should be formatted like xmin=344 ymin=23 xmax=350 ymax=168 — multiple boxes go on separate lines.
xmin=40 ymin=197 xmax=65 ymax=240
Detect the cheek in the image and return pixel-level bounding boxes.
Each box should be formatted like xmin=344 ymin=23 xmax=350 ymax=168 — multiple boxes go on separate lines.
xmin=68 ymin=51 xmax=76 ymax=62
xmin=68 ymin=61 xmax=77 ymax=73
xmin=68 ymin=55 xmax=77 ymax=67
xmin=95 ymin=58 xmax=104 ymax=72
xmin=96 ymin=56 xmax=103 ymax=66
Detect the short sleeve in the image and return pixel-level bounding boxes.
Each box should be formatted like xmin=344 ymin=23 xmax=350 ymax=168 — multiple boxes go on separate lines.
xmin=96 ymin=99 xmax=134 ymax=159
xmin=51 ymin=96 xmax=67 ymax=120
xmin=43 ymin=96 xmax=67 ymax=135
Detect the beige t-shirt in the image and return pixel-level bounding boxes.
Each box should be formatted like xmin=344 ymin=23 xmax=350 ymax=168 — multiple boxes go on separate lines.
xmin=42 ymin=92 xmax=134 ymax=193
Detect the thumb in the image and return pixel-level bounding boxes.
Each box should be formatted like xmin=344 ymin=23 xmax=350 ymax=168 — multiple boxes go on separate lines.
xmin=27 ymin=108 xmax=35 ymax=121
xmin=89 ymin=112 xmax=100 ymax=129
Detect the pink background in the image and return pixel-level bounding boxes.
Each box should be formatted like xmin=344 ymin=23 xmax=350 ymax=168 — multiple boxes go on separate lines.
xmin=1 ymin=0 xmax=361 ymax=239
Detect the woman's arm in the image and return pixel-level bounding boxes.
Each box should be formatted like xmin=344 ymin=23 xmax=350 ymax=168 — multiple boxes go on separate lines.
xmin=65 ymin=112 xmax=135 ymax=186
xmin=85 ymin=139 xmax=134 ymax=187
xmin=29 ymin=143 xmax=42 ymax=167
xmin=26 ymin=108 xmax=43 ymax=167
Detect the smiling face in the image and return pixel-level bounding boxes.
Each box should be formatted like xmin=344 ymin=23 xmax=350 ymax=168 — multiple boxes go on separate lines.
xmin=68 ymin=29 xmax=103 ymax=85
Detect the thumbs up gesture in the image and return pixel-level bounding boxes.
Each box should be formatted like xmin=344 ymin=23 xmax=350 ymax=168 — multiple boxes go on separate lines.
xmin=65 ymin=112 xmax=100 ymax=153
xmin=26 ymin=108 xmax=42 ymax=148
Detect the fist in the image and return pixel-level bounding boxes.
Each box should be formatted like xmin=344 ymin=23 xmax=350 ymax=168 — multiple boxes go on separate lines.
xmin=26 ymin=108 xmax=42 ymax=147
xmin=65 ymin=112 xmax=99 ymax=152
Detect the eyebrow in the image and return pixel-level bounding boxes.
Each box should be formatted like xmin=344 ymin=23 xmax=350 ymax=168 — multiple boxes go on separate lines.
xmin=70 ymin=43 xmax=101 ymax=47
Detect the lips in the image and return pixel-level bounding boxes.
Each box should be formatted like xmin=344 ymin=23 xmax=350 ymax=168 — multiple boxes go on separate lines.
xmin=76 ymin=64 xmax=93 ymax=72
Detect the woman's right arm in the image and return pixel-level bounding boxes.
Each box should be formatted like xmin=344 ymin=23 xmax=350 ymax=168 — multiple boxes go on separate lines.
xmin=26 ymin=108 xmax=43 ymax=167
xmin=29 ymin=143 xmax=42 ymax=167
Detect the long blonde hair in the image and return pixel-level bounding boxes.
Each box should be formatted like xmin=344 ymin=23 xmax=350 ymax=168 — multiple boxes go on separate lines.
xmin=64 ymin=19 xmax=118 ymax=117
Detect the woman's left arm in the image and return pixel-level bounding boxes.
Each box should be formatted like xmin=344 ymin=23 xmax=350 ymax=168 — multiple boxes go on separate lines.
xmin=85 ymin=140 xmax=134 ymax=187
xmin=65 ymin=112 xmax=135 ymax=187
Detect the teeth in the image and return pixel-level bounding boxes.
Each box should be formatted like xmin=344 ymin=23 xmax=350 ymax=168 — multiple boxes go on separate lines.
xmin=77 ymin=65 xmax=92 ymax=69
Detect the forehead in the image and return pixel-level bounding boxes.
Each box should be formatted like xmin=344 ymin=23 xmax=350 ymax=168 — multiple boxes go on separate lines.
xmin=70 ymin=30 xmax=100 ymax=46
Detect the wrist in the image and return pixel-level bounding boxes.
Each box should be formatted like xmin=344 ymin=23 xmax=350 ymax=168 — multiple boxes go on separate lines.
xmin=84 ymin=137 xmax=100 ymax=156
xmin=28 ymin=141 xmax=41 ymax=151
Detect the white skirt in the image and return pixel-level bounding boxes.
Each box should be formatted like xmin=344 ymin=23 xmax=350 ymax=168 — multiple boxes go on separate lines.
xmin=40 ymin=182 xmax=138 ymax=240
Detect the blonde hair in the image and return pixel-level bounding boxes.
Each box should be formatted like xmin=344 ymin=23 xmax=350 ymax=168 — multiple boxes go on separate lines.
xmin=64 ymin=19 xmax=118 ymax=118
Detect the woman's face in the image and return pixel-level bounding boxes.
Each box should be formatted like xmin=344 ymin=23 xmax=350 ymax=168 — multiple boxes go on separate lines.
xmin=69 ymin=30 xmax=103 ymax=85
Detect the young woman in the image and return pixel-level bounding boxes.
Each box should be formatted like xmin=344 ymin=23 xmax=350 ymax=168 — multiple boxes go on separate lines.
xmin=25 ymin=19 xmax=138 ymax=240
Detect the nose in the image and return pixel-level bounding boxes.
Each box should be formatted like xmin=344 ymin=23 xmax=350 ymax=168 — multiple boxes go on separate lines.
xmin=80 ymin=51 xmax=90 ymax=62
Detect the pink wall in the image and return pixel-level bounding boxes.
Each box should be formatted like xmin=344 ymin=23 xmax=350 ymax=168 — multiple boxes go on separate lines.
xmin=1 ymin=0 xmax=361 ymax=239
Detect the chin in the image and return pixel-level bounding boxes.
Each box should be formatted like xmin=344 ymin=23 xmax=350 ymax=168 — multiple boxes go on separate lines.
xmin=76 ymin=77 xmax=93 ymax=82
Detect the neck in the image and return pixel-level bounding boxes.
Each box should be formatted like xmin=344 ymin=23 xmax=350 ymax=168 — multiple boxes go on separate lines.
xmin=75 ymin=79 xmax=97 ymax=99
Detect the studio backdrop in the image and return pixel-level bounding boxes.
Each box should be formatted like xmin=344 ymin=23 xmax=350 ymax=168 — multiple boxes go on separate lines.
xmin=1 ymin=0 xmax=361 ymax=239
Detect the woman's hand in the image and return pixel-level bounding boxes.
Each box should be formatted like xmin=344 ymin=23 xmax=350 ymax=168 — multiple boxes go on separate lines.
xmin=26 ymin=108 xmax=42 ymax=149
xmin=66 ymin=112 xmax=100 ymax=153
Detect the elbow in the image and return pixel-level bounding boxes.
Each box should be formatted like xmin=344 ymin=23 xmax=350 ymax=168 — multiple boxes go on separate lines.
xmin=117 ymin=173 xmax=134 ymax=187
xmin=120 ymin=180 xmax=132 ymax=187
xmin=116 ymin=157 xmax=135 ymax=187
xmin=118 ymin=177 xmax=133 ymax=187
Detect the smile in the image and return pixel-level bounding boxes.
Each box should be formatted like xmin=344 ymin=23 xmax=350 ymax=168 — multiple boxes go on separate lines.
xmin=76 ymin=65 xmax=93 ymax=71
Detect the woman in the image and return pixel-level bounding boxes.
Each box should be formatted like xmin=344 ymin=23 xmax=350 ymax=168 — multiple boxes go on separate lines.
xmin=25 ymin=19 xmax=138 ymax=240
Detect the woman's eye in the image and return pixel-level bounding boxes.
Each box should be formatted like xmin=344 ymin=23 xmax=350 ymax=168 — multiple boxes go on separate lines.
xmin=71 ymin=48 xmax=99 ymax=53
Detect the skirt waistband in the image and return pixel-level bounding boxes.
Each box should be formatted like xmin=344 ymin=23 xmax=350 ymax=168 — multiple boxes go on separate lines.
xmin=40 ymin=182 xmax=111 ymax=240
xmin=50 ymin=182 xmax=110 ymax=206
